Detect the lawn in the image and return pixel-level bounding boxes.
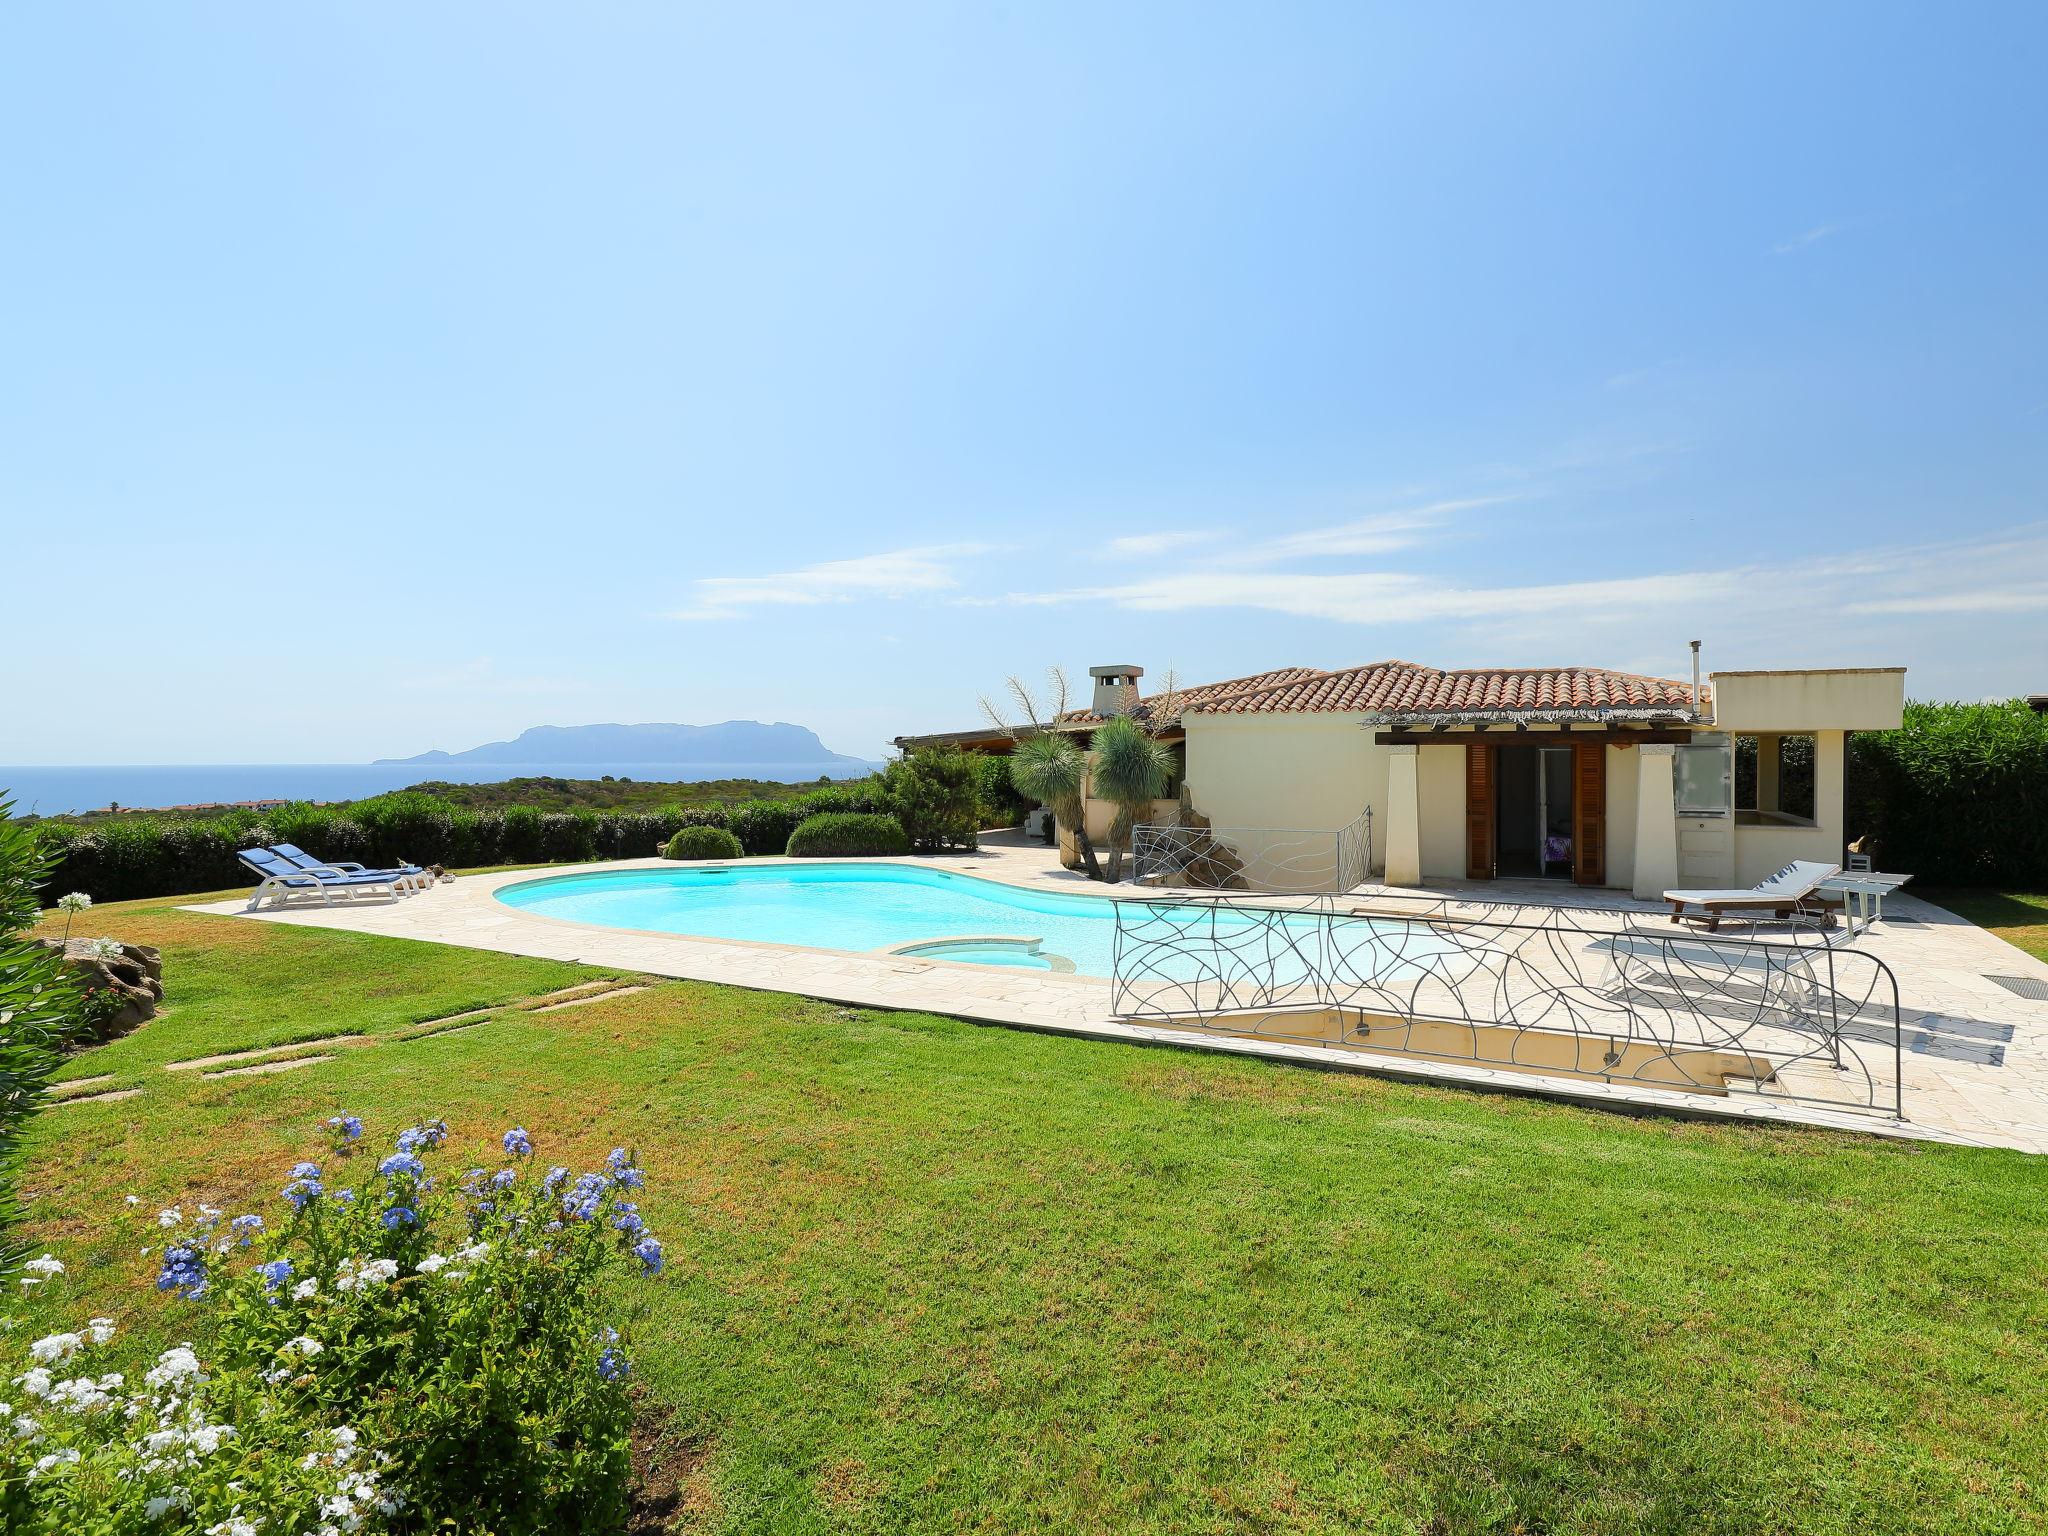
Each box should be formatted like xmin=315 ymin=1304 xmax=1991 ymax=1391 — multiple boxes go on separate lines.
xmin=1922 ymin=889 xmax=2048 ymax=966
xmin=15 ymin=894 xmax=2048 ymax=1535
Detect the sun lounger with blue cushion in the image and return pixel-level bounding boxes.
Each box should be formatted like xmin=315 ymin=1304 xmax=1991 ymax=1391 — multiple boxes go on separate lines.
xmin=271 ymin=843 xmax=431 ymax=893
xmin=237 ymin=848 xmax=409 ymax=911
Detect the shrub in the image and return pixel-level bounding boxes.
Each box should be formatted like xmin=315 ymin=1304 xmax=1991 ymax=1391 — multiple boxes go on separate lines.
xmin=1847 ymin=699 xmax=2048 ymax=885
xmin=665 ymin=825 xmax=744 ymax=860
xmin=1 ymin=1116 xmax=663 ymax=1534
xmin=786 ymin=812 xmax=911 ymax=857
xmin=881 ymin=749 xmax=980 ymax=854
xmin=0 ymin=797 xmax=80 ymax=1279
xmin=970 ymin=752 xmax=1031 ymax=828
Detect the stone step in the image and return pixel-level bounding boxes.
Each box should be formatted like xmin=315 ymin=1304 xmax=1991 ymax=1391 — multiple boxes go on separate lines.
xmin=202 ymin=1054 xmax=336 ymax=1080
xmin=526 ymin=984 xmax=651 ymax=1014
xmin=168 ymin=1037 xmax=368 ymax=1073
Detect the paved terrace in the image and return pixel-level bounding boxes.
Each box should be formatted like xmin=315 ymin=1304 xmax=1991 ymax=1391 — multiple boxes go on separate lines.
xmin=185 ymin=832 xmax=2048 ymax=1154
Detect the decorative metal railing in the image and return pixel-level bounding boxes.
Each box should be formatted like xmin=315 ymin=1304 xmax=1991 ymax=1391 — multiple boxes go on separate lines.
xmin=1131 ymin=810 xmax=1373 ymax=895
xmin=1109 ymin=891 xmax=1905 ymax=1119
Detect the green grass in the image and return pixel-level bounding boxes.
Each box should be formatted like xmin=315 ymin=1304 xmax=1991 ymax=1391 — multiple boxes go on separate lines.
xmin=15 ymin=895 xmax=2048 ymax=1534
xmin=1921 ymin=889 xmax=2048 ymax=966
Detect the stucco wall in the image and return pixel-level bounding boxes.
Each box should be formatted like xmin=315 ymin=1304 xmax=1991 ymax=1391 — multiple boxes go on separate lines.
xmin=1182 ymin=713 xmax=1385 ymax=871
xmin=1730 ymin=728 xmax=1848 ymax=885
xmin=1711 ymin=669 xmax=1904 ymax=731
xmin=1416 ymin=745 xmax=1466 ymax=879
xmin=1605 ymin=744 xmax=1639 ymax=887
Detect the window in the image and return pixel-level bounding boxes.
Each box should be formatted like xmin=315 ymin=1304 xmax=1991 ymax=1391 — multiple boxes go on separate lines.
xmin=1733 ymin=733 xmax=1817 ymax=825
xmin=1675 ymin=734 xmax=1731 ymax=816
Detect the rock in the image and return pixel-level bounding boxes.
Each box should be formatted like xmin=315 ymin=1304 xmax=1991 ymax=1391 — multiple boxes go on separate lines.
xmin=35 ymin=938 xmax=164 ymax=1036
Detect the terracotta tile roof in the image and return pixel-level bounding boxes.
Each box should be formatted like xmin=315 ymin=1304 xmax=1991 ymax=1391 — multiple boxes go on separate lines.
xmin=1057 ymin=661 xmax=1704 ymax=725
xmin=1190 ymin=661 xmax=1705 ymax=719
xmin=1057 ymin=667 xmax=1326 ymax=727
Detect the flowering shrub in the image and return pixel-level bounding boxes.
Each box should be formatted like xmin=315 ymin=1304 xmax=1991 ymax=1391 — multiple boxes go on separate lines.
xmin=2 ymin=1118 xmax=662 ymax=1534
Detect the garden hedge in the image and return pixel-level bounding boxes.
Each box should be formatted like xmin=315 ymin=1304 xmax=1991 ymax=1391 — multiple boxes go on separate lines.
xmin=664 ymin=825 xmax=744 ymax=861
xmin=786 ymin=812 xmax=912 ymax=858
xmin=1845 ymin=700 xmax=2048 ymax=886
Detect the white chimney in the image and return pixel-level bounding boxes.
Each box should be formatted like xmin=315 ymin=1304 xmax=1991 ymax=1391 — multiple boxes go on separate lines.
xmin=1089 ymin=664 xmax=1144 ymax=717
xmin=1689 ymin=640 xmax=1702 ymax=715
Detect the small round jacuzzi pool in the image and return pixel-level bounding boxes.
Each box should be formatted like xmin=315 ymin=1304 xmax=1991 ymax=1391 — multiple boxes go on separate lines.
xmin=889 ymin=936 xmax=1077 ymax=973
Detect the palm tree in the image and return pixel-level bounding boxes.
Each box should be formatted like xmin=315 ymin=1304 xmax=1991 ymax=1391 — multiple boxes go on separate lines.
xmin=1006 ymin=730 xmax=1102 ymax=880
xmin=980 ymin=668 xmax=1104 ymax=880
xmin=1089 ymin=715 xmax=1174 ymax=883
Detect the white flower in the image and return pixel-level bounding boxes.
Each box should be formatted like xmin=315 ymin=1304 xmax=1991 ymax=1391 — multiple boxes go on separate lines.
xmin=125 ymin=1194 xmax=142 ymax=1206
xmin=56 ymin=893 xmax=92 ymax=914
xmin=82 ymin=936 xmax=126 ymax=962
xmin=11 ymin=1413 xmax=38 ymax=1438
xmin=188 ymin=1422 xmax=235 ymax=1455
xmin=280 ymin=1336 xmax=324 ymax=1358
xmin=414 ymin=1253 xmax=448 ymax=1274
xmin=144 ymin=1493 xmax=182 ymax=1518
xmin=144 ymin=1345 xmax=203 ymax=1391
xmin=86 ymin=1317 xmax=114 ymax=1345
xmin=16 ymin=1367 xmax=51 ymax=1398
xmin=291 ymin=1277 xmax=319 ymax=1301
xmin=29 ymin=1447 xmax=79 ymax=1479
xmin=21 ymin=1255 xmax=64 ymax=1280
xmin=332 ymin=1257 xmax=398 ymax=1294
xmin=157 ymin=1207 xmax=182 ymax=1228
xmin=204 ymin=1520 xmax=259 ymax=1536
xmin=28 ymin=1333 xmax=80 ymax=1364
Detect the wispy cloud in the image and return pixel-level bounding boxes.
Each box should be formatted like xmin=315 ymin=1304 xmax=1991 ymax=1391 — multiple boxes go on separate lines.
xmin=667 ymin=543 xmax=997 ymax=621
xmin=1107 ymin=530 xmax=1219 ymax=557
xmin=1240 ymin=497 xmax=1514 ymax=564
xmin=980 ymin=527 xmax=2048 ymax=640
xmin=1773 ymin=222 xmax=1841 ymax=255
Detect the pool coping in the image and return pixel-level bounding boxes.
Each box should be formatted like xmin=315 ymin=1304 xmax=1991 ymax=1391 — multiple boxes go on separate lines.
xmin=175 ymin=852 xmax=2012 ymax=1149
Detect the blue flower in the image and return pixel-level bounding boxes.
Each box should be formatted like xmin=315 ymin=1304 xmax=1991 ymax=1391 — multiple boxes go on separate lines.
xmin=289 ymin=1161 xmax=321 ymax=1181
xmin=489 ymin=1168 xmax=517 ymax=1193
xmin=282 ymin=1177 xmax=323 ymax=1211
xmin=378 ymin=1152 xmax=425 ymax=1180
xmin=597 ymin=1346 xmax=630 ymax=1382
xmin=335 ymin=1187 xmax=355 ymax=1203
xmin=612 ymin=1202 xmax=644 ymax=1236
xmin=542 ymin=1166 xmax=569 ymax=1195
xmin=381 ymin=1205 xmax=418 ymax=1230
xmin=561 ymin=1172 xmax=607 ymax=1222
xmin=632 ymin=1236 xmax=664 ymax=1276
xmin=229 ymin=1214 xmax=265 ymax=1247
xmin=257 ymin=1258 xmax=294 ymax=1293
xmin=156 ymin=1244 xmax=209 ymax=1300
xmin=324 ymin=1114 xmax=363 ymax=1144
xmin=396 ymin=1119 xmax=448 ymax=1153
xmin=613 ymin=1165 xmax=646 ymax=1190
xmin=502 ymin=1127 xmax=533 ymax=1158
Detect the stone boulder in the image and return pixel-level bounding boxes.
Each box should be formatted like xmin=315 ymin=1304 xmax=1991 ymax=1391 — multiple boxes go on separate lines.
xmin=36 ymin=937 xmax=164 ymax=1037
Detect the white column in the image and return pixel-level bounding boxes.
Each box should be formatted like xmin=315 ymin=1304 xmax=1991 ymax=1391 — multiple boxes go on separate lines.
xmin=1632 ymin=743 xmax=1680 ymax=900
xmin=1385 ymin=744 xmax=1422 ymax=888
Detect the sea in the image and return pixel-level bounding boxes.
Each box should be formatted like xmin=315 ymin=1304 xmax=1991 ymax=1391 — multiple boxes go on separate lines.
xmin=0 ymin=762 xmax=888 ymax=818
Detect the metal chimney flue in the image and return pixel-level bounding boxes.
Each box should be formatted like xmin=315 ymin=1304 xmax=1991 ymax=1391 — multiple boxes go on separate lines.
xmin=1689 ymin=640 xmax=1702 ymax=715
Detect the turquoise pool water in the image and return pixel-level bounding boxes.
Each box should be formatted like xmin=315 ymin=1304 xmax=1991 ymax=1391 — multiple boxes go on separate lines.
xmin=495 ymin=862 xmax=1458 ymax=984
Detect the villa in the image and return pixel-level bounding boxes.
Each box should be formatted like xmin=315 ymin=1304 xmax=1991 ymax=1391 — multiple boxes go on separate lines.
xmin=898 ymin=655 xmax=1907 ymax=898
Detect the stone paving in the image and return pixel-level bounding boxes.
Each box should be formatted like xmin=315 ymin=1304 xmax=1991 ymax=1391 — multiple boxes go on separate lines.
xmin=181 ymin=833 xmax=2048 ymax=1153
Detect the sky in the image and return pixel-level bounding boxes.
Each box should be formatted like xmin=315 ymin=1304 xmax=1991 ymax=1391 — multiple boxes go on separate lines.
xmin=5 ymin=3 xmax=2045 ymax=765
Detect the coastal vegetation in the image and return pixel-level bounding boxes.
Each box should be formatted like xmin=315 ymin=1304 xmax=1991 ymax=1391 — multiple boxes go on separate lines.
xmin=16 ymin=891 xmax=2048 ymax=1533
xmin=25 ymin=755 xmax=1025 ymax=904
xmin=784 ymin=812 xmax=912 ymax=858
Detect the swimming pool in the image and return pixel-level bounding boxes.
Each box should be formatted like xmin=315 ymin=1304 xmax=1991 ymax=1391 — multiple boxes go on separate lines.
xmin=494 ymin=861 xmax=1456 ymax=984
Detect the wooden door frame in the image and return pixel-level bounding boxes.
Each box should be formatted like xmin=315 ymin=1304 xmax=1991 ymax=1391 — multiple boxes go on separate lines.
xmin=1464 ymin=742 xmax=1495 ymax=879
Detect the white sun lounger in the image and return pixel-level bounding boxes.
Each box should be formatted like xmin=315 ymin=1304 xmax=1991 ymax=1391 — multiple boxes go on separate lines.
xmin=1663 ymin=860 xmax=1840 ymax=931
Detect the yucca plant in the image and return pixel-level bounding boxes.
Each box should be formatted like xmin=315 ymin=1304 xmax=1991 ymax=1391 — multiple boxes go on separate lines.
xmin=981 ymin=668 xmax=1104 ymax=879
xmin=1007 ymin=730 xmax=1102 ymax=880
xmin=1088 ymin=716 xmax=1175 ymax=883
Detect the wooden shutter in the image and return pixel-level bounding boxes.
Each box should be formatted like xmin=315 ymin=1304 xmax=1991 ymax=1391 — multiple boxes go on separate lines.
xmin=1573 ymin=740 xmax=1606 ymax=887
xmin=1464 ymin=742 xmax=1495 ymax=879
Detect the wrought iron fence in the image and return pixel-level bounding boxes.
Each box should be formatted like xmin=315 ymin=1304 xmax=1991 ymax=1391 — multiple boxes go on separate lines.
xmin=1109 ymin=890 xmax=1905 ymax=1119
xmin=1131 ymin=810 xmax=1373 ymax=894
